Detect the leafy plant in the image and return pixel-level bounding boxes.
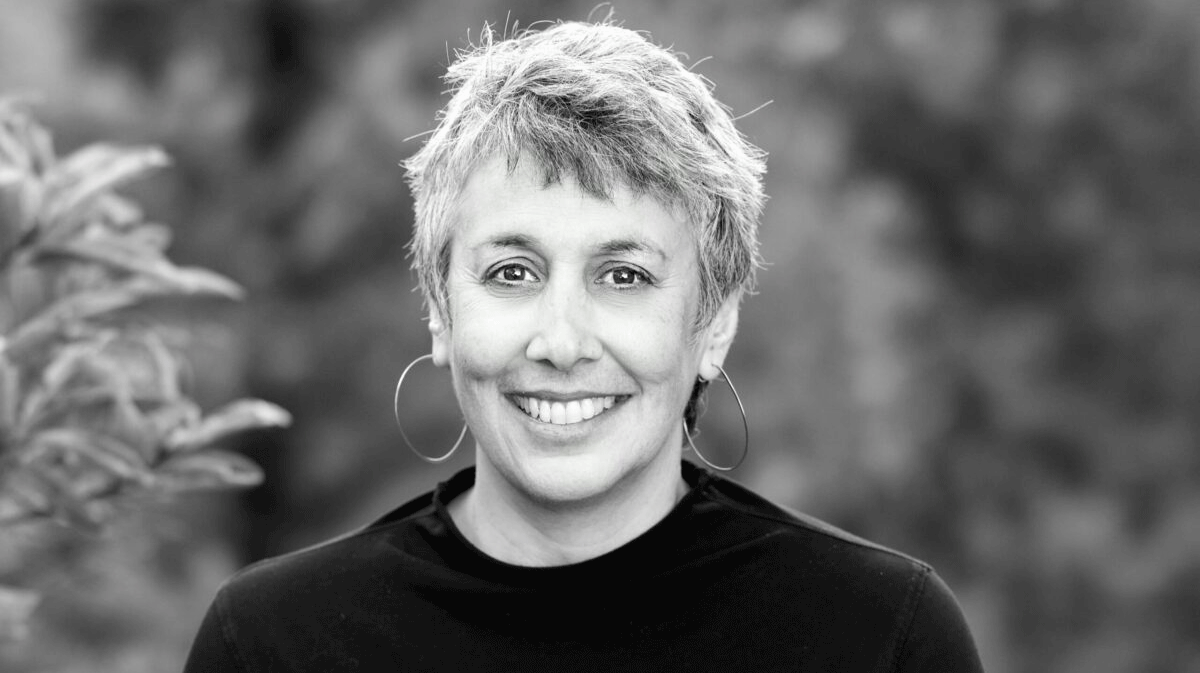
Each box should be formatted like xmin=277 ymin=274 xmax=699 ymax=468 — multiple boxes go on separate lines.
xmin=0 ymin=98 xmax=290 ymax=639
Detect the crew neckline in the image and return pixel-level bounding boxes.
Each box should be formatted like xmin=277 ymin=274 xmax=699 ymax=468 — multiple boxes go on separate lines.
xmin=427 ymin=461 xmax=715 ymax=587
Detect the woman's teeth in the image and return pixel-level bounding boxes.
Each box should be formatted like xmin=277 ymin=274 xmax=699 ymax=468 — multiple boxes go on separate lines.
xmin=516 ymin=396 xmax=616 ymax=425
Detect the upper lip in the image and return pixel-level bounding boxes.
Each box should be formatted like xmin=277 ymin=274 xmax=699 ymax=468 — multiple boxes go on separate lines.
xmin=507 ymin=390 xmax=627 ymax=401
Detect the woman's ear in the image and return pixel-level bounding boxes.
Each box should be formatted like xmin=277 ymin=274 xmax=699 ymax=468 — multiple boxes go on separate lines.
xmin=698 ymin=292 xmax=741 ymax=381
xmin=429 ymin=311 xmax=451 ymax=367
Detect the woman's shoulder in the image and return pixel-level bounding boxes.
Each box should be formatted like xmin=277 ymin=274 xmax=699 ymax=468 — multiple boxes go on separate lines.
xmin=693 ymin=466 xmax=932 ymax=582
xmin=681 ymin=465 xmax=983 ymax=671
xmin=216 ymin=485 xmax=442 ymax=603
xmin=184 ymin=484 xmax=467 ymax=671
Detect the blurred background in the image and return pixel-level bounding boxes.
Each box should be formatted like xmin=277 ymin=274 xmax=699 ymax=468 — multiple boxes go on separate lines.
xmin=2 ymin=0 xmax=1199 ymax=671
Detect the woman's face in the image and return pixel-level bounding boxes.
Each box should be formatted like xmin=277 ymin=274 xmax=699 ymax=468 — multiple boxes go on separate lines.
xmin=432 ymin=157 xmax=738 ymax=505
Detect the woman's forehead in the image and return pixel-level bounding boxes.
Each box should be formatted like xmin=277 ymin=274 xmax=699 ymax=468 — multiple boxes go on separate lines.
xmin=451 ymin=157 xmax=695 ymax=257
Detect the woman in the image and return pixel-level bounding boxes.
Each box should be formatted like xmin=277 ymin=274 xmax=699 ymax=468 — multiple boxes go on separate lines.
xmin=185 ymin=20 xmax=983 ymax=672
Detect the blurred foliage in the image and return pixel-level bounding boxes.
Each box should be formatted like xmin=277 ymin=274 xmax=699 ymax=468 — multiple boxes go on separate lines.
xmin=2 ymin=0 xmax=1200 ymax=671
xmin=0 ymin=100 xmax=290 ymax=650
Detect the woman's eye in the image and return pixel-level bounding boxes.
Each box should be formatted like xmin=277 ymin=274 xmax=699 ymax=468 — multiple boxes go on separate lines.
xmin=488 ymin=264 xmax=538 ymax=285
xmin=600 ymin=267 xmax=651 ymax=288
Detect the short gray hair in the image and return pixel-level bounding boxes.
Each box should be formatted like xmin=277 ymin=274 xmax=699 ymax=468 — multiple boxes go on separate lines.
xmin=404 ymin=20 xmax=767 ymax=330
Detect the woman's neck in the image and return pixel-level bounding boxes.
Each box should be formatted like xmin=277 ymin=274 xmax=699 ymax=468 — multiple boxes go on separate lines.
xmin=447 ymin=452 xmax=689 ymax=567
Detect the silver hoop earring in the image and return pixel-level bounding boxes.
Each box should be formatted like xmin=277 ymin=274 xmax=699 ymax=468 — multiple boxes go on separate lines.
xmin=683 ymin=364 xmax=749 ymax=472
xmin=393 ymin=354 xmax=467 ymax=463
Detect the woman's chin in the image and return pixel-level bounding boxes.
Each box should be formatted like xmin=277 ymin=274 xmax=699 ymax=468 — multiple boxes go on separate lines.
xmin=501 ymin=452 xmax=649 ymax=506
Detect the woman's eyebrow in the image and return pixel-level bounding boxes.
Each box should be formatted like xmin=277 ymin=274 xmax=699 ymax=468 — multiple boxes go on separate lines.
xmin=476 ymin=233 xmax=538 ymax=251
xmin=596 ymin=238 xmax=666 ymax=260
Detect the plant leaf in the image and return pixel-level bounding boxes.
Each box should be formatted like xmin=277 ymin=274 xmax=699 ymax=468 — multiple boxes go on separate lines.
xmin=140 ymin=331 xmax=181 ymax=402
xmin=144 ymin=399 xmax=201 ymax=446
xmin=34 ymin=234 xmax=176 ymax=280
xmin=12 ymin=171 xmax=42 ymax=233
xmin=31 ymin=467 xmax=107 ymax=532
xmin=16 ymin=337 xmax=122 ymax=434
xmin=6 ymin=290 xmax=138 ymax=357
xmin=2 ymin=469 xmax=54 ymax=517
xmin=31 ymin=236 xmax=246 ymax=300
xmin=0 ymin=355 xmax=18 ymax=430
xmin=158 ymin=266 xmax=246 ymax=299
xmin=0 ymin=495 xmax=31 ymax=525
xmin=0 ymin=584 xmax=41 ymax=641
xmin=0 ymin=164 xmax=21 ymax=186
xmin=23 ymin=118 xmax=54 ymax=175
xmin=165 ymin=399 xmax=292 ymax=453
xmin=153 ymin=449 xmax=264 ymax=491
xmin=5 ymin=279 xmax=164 ymax=359
xmin=91 ymin=193 xmax=145 ymax=229
xmin=40 ymin=336 xmax=117 ymax=395
xmin=125 ymin=221 xmax=171 ymax=250
xmin=29 ymin=428 xmax=152 ymax=486
xmin=39 ymin=144 xmax=169 ymax=235
xmin=31 ymin=235 xmax=243 ymax=297
xmin=0 ymin=119 xmax=31 ymax=174
xmin=105 ymin=393 xmax=158 ymax=460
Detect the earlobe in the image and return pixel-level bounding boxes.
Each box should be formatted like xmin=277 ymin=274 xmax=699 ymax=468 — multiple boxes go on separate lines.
xmin=699 ymin=292 xmax=741 ymax=381
xmin=428 ymin=312 xmax=451 ymax=367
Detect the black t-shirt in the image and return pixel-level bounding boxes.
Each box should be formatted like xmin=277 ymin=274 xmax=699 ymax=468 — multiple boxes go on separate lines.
xmin=184 ymin=462 xmax=983 ymax=672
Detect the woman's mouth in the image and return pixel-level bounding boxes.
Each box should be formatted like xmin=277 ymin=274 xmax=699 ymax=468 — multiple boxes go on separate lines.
xmin=511 ymin=395 xmax=620 ymax=425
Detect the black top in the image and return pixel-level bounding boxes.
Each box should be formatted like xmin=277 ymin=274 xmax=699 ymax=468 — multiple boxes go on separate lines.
xmin=184 ymin=462 xmax=983 ymax=672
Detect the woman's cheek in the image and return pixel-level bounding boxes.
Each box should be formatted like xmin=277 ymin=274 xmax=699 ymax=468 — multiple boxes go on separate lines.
xmin=606 ymin=289 xmax=695 ymax=355
xmin=451 ymin=295 xmax=527 ymax=375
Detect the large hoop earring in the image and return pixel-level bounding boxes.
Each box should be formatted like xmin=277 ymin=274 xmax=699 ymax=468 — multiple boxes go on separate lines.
xmin=393 ymin=354 xmax=468 ymax=463
xmin=683 ymin=364 xmax=749 ymax=472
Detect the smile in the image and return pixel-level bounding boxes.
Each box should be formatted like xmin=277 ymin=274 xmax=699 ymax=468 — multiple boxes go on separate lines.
xmin=511 ymin=395 xmax=621 ymax=425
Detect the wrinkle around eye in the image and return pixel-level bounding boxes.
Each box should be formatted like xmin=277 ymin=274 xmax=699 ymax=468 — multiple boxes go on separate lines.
xmin=485 ymin=262 xmax=541 ymax=286
xmin=596 ymin=266 xmax=654 ymax=289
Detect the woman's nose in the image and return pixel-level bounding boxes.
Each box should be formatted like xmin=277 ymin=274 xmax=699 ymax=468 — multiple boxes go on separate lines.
xmin=524 ymin=286 xmax=603 ymax=370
